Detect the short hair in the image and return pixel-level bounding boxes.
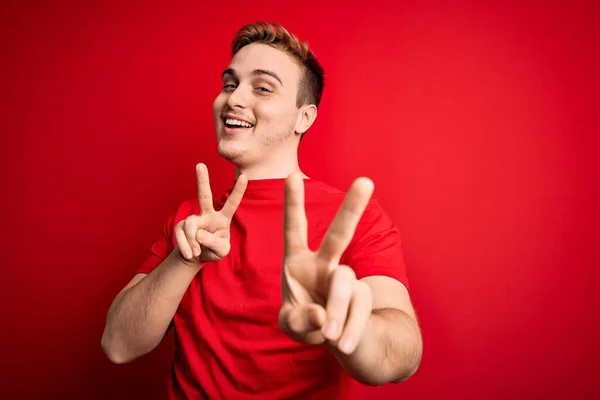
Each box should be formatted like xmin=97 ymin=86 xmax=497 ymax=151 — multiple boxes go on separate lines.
xmin=231 ymin=22 xmax=325 ymax=108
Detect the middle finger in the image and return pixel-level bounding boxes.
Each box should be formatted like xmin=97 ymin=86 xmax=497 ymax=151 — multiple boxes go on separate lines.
xmin=322 ymin=265 xmax=356 ymax=341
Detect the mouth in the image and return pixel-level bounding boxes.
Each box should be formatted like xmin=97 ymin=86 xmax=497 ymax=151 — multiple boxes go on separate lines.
xmin=222 ymin=117 xmax=255 ymax=130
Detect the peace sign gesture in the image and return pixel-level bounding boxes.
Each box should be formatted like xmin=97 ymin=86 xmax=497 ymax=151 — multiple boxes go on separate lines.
xmin=279 ymin=173 xmax=375 ymax=355
xmin=174 ymin=163 xmax=248 ymax=264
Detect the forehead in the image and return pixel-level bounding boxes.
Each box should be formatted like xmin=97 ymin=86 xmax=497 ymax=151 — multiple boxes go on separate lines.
xmin=228 ymin=43 xmax=302 ymax=86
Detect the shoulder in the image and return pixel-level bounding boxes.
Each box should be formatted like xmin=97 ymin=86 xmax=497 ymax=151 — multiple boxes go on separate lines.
xmin=362 ymin=197 xmax=393 ymax=225
xmin=308 ymin=179 xmax=391 ymax=216
xmin=166 ymin=198 xmax=200 ymax=228
xmin=305 ymin=179 xmax=345 ymax=197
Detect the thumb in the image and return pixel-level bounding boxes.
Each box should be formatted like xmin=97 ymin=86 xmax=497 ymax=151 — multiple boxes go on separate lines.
xmin=279 ymin=303 xmax=327 ymax=345
xmin=196 ymin=229 xmax=230 ymax=259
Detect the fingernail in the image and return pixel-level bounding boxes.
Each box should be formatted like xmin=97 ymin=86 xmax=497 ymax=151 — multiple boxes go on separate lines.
xmin=184 ymin=250 xmax=193 ymax=259
xmin=192 ymin=247 xmax=200 ymax=257
xmin=340 ymin=337 xmax=354 ymax=354
xmin=324 ymin=320 xmax=339 ymax=338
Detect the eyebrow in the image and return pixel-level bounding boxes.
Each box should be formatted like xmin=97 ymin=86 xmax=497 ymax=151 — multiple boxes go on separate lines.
xmin=222 ymin=68 xmax=284 ymax=86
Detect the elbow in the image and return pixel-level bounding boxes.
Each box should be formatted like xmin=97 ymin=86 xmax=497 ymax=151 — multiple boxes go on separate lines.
xmin=351 ymin=326 xmax=424 ymax=386
xmin=103 ymin=349 xmax=133 ymax=365
xmin=357 ymin=375 xmax=396 ymax=387
xmin=350 ymin=358 xmax=421 ymax=387
xmin=359 ymin=363 xmax=420 ymax=386
xmin=104 ymin=352 xmax=130 ymax=365
xmin=392 ymin=341 xmax=423 ymax=383
xmin=392 ymin=360 xmax=421 ymax=383
xmin=101 ymin=332 xmax=136 ymax=365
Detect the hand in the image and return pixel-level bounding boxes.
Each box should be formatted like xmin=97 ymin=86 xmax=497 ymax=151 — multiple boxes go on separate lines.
xmin=174 ymin=163 xmax=247 ymax=265
xmin=278 ymin=172 xmax=375 ymax=355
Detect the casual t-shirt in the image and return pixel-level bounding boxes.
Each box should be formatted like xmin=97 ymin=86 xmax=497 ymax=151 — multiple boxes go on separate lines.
xmin=138 ymin=178 xmax=409 ymax=399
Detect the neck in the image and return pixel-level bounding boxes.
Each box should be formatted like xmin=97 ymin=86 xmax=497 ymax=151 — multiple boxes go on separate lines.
xmin=234 ymin=146 xmax=309 ymax=180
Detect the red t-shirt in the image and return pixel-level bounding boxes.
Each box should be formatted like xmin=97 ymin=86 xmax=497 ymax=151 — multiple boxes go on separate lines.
xmin=138 ymin=178 xmax=409 ymax=399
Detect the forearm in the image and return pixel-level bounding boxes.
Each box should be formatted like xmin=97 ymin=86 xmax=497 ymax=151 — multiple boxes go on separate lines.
xmin=101 ymin=250 xmax=203 ymax=363
xmin=331 ymin=308 xmax=422 ymax=385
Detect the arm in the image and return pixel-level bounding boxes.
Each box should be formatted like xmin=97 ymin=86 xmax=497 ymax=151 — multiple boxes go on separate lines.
xmin=328 ymin=276 xmax=422 ymax=385
xmin=101 ymin=250 xmax=203 ymax=364
xmin=279 ymin=174 xmax=421 ymax=385
xmin=101 ymin=163 xmax=248 ymax=364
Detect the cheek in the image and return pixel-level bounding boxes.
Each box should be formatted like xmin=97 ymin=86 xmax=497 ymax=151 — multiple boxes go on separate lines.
xmin=213 ymin=93 xmax=226 ymax=116
xmin=255 ymin=102 xmax=296 ymax=125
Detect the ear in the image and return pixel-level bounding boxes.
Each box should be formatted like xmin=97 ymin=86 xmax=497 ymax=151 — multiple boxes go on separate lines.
xmin=294 ymin=104 xmax=318 ymax=136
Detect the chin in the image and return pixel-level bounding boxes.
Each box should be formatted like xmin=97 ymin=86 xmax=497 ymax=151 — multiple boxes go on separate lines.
xmin=217 ymin=140 xmax=252 ymax=164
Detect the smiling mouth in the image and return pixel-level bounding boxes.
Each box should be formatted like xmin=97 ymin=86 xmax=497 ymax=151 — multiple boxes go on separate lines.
xmin=223 ymin=118 xmax=255 ymax=129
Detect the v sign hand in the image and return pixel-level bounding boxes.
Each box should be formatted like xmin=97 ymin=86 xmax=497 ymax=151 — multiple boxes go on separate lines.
xmin=174 ymin=163 xmax=248 ymax=266
xmin=279 ymin=172 xmax=375 ymax=355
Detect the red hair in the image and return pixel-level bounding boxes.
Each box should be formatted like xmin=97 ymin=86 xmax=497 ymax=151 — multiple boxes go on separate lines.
xmin=232 ymin=22 xmax=325 ymax=108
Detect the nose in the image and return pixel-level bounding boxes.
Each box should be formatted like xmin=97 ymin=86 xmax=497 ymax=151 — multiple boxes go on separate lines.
xmin=226 ymin=85 xmax=249 ymax=109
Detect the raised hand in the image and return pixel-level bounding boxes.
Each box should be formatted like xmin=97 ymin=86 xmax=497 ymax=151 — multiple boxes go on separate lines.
xmin=174 ymin=163 xmax=248 ymax=264
xmin=279 ymin=172 xmax=375 ymax=354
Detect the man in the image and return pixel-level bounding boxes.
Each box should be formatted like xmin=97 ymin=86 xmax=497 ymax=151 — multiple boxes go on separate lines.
xmin=102 ymin=22 xmax=422 ymax=399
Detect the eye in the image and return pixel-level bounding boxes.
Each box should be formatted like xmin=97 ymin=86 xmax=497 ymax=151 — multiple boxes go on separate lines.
xmin=257 ymin=87 xmax=271 ymax=93
xmin=223 ymin=83 xmax=237 ymax=91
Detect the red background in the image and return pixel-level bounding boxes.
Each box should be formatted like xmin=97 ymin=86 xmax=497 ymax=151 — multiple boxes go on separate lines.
xmin=1 ymin=1 xmax=598 ymax=398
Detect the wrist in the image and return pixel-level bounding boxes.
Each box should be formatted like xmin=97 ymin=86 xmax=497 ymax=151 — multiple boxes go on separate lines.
xmin=166 ymin=249 xmax=205 ymax=273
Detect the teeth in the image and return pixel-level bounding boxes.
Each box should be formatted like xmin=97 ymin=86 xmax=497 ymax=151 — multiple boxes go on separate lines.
xmin=225 ymin=118 xmax=253 ymax=128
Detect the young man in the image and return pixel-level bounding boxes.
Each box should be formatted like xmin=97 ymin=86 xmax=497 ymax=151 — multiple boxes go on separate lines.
xmin=102 ymin=22 xmax=422 ymax=399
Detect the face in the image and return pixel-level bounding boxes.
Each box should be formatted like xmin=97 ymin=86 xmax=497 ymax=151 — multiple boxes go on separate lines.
xmin=212 ymin=43 xmax=313 ymax=166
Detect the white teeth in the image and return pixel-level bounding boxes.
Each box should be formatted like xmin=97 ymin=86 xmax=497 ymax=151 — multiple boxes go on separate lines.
xmin=225 ymin=118 xmax=253 ymax=128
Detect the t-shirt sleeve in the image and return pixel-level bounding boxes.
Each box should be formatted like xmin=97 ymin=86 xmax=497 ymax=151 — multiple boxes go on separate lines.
xmin=137 ymin=213 xmax=176 ymax=275
xmin=342 ymin=199 xmax=410 ymax=291
xmin=137 ymin=199 xmax=198 ymax=275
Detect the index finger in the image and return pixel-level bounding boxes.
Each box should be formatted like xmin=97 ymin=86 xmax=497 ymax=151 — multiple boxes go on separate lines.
xmin=317 ymin=177 xmax=374 ymax=263
xmin=220 ymin=174 xmax=248 ymax=220
xmin=284 ymin=172 xmax=308 ymax=256
xmin=196 ymin=163 xmax=215 ymax=213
